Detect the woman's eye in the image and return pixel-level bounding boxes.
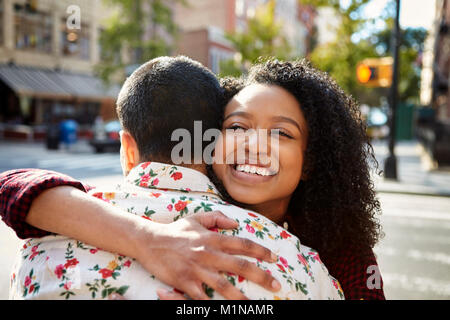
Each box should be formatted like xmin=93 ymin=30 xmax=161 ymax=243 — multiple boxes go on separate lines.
xmin=228 ymin=125 xmax=246 ymax=132
xmin=272 ymin=130 xmax=293 ymax=139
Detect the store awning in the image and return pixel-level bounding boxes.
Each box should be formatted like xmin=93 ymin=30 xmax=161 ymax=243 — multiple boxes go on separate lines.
xmin=0 ymin=64 xmax=120 ymax=101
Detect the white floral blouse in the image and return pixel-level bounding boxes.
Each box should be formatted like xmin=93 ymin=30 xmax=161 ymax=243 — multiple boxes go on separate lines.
xmin=9 ymin=162 xmax=345 ymax=300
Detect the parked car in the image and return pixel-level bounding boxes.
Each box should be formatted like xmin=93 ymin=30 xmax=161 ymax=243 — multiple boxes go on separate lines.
xmin=90 ymin=120 xmax=121 ymax=153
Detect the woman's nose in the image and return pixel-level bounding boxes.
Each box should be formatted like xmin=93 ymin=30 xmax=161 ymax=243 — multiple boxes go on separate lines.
xmin=243 ymin=129 xmax=272 ymax=165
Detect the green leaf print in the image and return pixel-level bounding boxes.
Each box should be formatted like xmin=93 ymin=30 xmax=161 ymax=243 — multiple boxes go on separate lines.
xmin=144 ymin=206 xmax=155 ymax=217
xmin=200 ymin=202 xmax=213 ymax=212
xmin=295 ymin=281 xmax=308 ymax=295
xmin=202 ymin=284 xmax=215 ymax=298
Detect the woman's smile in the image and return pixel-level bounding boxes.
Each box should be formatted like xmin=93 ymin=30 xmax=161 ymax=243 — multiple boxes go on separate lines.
xmin=229 ymin=163 xmax=277 ymax=184
xmin=213 ymin=83 xmax=308 ymax=222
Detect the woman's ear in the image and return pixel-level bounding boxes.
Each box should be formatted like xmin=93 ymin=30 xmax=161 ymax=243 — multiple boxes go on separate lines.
xmin=120 ymin=130 xmax=140 ymax=176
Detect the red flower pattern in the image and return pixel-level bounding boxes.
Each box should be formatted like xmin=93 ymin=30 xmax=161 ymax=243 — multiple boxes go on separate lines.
xmin=246 ymin=224 xmax=255 ymax=234
xmin=279 ymin=256 xmax=289 ymax=268
xmin=174 ymin=200 xmax=187 ymax=212
xmin=64 ymin=258 xmax=79 ymax=269
xmin=276 ymin=264 xmax=286 ymax=273
xmin=171 ymin=172 xmax=183 ymax=181
xmin=24 ymin=276 xmax=31 ymax=287
xmin=141 ymin=162 xmax=151 ymax=170
xmin=99 ymin=268 xmax=113 ymax=279
xmin=280 ymin=230 xmax=291 ymax=239
xmin=124 ymin=260 xmax=132 ymax=267
xmin=54 ymin=264 xmax=64 ymax=279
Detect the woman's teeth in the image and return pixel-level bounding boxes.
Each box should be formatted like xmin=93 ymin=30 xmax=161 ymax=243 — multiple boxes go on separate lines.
xmin=235 ymin=164 xmax=276 ymax=176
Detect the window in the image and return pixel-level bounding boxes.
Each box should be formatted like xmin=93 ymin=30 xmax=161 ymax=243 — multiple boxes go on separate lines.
xmin=235 ymin=0 xmax=245 ymax=17
xmin=14 ymin=3 xmax=52 ymax=52
xmin=61 ymin=20 xmax=90 ymax=60
xmin=209 ymin=47 xmax=235 ymax=74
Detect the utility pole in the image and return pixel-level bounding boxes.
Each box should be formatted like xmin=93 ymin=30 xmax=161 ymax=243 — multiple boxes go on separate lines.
xmin=384 ymin=0 xmax=401 ymax=180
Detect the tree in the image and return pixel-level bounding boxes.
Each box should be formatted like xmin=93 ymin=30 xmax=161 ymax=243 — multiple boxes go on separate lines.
xmin=299 ymin=0 xmax=382 ymax=104
xmin=219 ymin=0 xmax=293 ymax=77
xmin=370 ymin=21 xmax=427 ymax=103
xmin=300 ymin=0 xmax=427 ymax=105
xmin=95 ymin=0 xmax=184 ymax=84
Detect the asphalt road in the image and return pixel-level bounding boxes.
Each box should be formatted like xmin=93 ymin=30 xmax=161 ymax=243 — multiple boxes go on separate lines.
xmin=374 ymin=193 xmax=450 ymax=299
xmin=0 ymin=141 xmax=123 ymax=179
xmin=1 ymin=140 xmax=449 ymax=299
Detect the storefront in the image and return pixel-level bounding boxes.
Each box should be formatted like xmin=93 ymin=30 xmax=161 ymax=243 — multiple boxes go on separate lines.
xmin=0 ymin=63 xmax=119 ymax=140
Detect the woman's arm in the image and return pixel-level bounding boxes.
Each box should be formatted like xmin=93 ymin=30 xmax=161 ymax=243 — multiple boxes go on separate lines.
xmin=1 ymin=169 xmax=281 ymax=300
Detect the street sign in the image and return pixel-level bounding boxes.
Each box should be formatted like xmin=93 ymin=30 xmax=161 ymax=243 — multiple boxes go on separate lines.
xmin=356 ymin=57 xmax=393 ymax=87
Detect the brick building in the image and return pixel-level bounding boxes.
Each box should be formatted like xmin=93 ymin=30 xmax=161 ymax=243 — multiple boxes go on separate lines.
xmin=174 ymin=0 xmax=313 ymax=74
xmin=0 ymin=0 xmax=119 ymax=140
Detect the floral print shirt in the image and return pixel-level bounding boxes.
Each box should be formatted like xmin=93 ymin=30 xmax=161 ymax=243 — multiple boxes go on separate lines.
xmin=9 ymin=162 xmax=345 ymax=300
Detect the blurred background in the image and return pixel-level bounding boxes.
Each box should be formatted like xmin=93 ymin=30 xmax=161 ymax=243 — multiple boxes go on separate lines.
xmin=0 ymin=0 xmax=449 ymax=299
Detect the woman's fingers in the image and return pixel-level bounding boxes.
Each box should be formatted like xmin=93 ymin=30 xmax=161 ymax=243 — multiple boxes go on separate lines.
xmin=194 ymin=268 xmax=249 ymax=300
xmin=193 ymin=211 xmax=238 ymax=230
xmin=219 ymin=234 xmax=278 ymax=263
xmin=156 ymin=288 xmax=188 ymax=300
xmin=188 ymin=212 xmax=277 ymax=264
xmin=174 ymin=279 xmax=211 ymax=300
xmin=209 ymin=252 xmax=281 ymax=293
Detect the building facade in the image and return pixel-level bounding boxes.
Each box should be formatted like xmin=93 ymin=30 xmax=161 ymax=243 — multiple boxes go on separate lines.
xmin=174 ymin=0 xmax=313 ymax=74
xmin=418 ymin=0 xmax=450 ymax=166
xmin=0 ymin=0 xmax=118 ymax=140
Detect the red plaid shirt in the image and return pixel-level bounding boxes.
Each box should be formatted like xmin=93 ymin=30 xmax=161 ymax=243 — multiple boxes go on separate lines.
xmin=0 ymin=169 xmax=385 ymax=300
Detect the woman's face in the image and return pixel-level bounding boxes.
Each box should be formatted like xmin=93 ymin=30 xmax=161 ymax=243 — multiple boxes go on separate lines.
xmin=213 ymin=84 xmax=308 ymax=220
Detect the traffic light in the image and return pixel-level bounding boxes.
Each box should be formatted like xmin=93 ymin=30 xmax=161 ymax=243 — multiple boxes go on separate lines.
xmin=356 ymin=57 xmax=393 ymax=88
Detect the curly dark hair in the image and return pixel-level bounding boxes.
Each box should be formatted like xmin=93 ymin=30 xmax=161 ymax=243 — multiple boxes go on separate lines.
xmin=210 ymin=58 xmax=383 ymax=262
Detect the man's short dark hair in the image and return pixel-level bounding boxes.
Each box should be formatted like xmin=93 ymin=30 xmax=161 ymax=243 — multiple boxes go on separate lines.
xmin=116 ymin=56 xmax=223 ymax=162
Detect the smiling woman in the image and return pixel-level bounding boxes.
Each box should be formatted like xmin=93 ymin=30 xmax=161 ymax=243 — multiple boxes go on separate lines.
xmin=207 ymin=58 xmax=385 ymax=300
xmin=213 ymin=83 xmax=308 ymax=224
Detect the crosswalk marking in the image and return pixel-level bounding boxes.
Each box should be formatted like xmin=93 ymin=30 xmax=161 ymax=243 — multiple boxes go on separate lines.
xmin=376 ymin=246 xmax=450 ymax=266
xmin=382 ymin=272 xmax=450 ymax=297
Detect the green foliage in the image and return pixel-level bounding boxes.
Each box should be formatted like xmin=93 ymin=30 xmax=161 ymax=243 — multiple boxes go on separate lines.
xmin=300 ymin=0 xmax=427 ymax=105
xmin=219 ymin=0 xmax=292 ymax=77
xmin=95 ymin=0 xmax=184 ymax=84
xmin=370 ymin=21 xmax=428 ymax=103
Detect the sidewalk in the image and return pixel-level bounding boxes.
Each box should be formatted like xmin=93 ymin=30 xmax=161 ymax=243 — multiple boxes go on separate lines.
xmin=372 ymin=140 xmax=450 ymax=197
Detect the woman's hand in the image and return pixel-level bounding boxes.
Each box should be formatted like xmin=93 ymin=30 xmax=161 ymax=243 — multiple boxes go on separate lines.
xmin=134 ymin=211 xmax=281 ymax=300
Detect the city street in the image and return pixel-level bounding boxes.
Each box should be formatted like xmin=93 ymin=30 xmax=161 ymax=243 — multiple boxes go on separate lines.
xmin=0 ymin=139 xmax=449 ymax=299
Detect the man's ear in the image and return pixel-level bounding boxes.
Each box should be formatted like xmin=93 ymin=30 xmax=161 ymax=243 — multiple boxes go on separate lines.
xmin=120 ymin=130 xmax=140 ymax=175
